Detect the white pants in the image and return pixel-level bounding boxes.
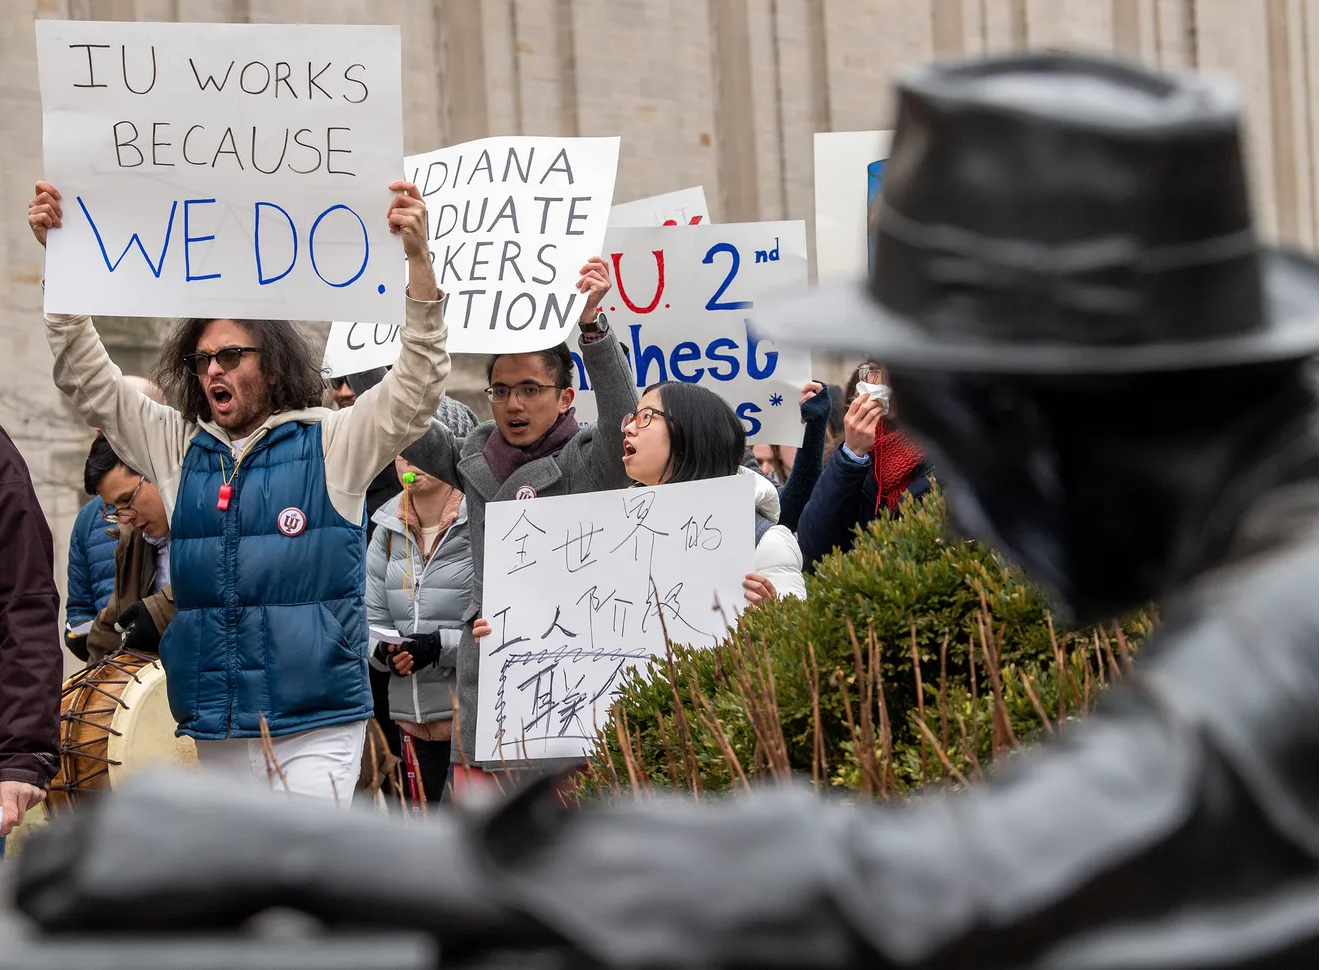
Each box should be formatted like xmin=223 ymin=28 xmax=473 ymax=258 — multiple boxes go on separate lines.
xmin=193 ymin=720 xmax=366 ymax=808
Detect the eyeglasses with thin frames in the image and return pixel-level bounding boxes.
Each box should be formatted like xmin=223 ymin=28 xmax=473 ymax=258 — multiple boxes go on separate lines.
xmin=101 ymin=475 xmax=145 ymax=523
xmin=183 ymin=347 xmax=263 ymax=377
xmin=621 ymin=407 xmax=666 ymax=432
xmin=485 ymin=382 xmax=568 ymax=404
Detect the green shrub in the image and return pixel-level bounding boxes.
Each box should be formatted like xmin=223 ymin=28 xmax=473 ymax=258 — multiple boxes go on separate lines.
xmin=579 ymin=488 xmax=1153 ymax=800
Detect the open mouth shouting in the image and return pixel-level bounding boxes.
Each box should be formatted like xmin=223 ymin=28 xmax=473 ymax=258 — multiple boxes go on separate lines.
xmin=208 ymin=382 xmax=235 ymax=417
xmin=504 ymin=416 xmax=532 ymax=438
xmin=622 ymin=439 xmax=638 ymax=462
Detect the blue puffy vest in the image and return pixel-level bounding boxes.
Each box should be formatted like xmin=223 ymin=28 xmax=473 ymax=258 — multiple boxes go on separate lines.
xmin=161 ymin=421 xmax=372 ymax=740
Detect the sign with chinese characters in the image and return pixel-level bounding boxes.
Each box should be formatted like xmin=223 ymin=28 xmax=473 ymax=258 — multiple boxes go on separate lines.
xmin=476 ymin=475 xmax=755 ymax=763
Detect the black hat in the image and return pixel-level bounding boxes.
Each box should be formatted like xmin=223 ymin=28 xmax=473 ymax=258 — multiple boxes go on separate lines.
xmin=754 ymin=53 xmax=1317 ymax=374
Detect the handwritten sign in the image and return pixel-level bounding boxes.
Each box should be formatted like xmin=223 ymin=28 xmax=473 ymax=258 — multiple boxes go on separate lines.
xmin=403 ymin=136 xmax=619 ymax=355
xmin=36 ymin=20 xmax=405 ymax=324
xmin=477 ymin=475 xmax=754 ymax=763
xmin=570 ymin=222 xmax=811 ymax=446
xmin=813 ymin=130 xmax=893 ymax=282
xmin=322 ymin=183 xmax=704 ymax=377
xmin=608 ymin=186 xmax=709 ymax=227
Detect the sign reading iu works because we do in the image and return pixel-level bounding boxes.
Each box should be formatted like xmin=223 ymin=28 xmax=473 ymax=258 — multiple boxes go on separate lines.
xmin=35 ymin=20 xmax=406 ymax=325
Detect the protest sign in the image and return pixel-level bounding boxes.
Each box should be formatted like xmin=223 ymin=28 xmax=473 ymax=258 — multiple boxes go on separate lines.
xmin=36 ymin=20 xmax=404 ymax=324
xmin=608 ymin=186 xmax=709 ymax=227
xmin=476 ymin=474 xmax=754 ymax=763
xmin=322 ymin=182 xmax=704 ymax=377
xmin=813 ymin=130 xmax=893 ymax=282
xmin=569 ymin=221 xmax=811 ymax=446
xmin=405 ymin=136 xmax=619 ymax=355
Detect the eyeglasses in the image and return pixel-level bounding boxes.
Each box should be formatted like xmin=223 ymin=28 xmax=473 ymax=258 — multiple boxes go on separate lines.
xmin=621 ymin=407 xmax=666 ymax=431
xmin=101 ymin=475 xmax=145 ymax=523
xmin=183 ymin=347 xmax=263 ymax=377
xmin=485 ymin=382 xmax=567 ymax=404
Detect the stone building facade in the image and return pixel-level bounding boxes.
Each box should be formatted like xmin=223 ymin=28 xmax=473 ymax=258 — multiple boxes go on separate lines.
xmin=1 ymin=0 xmax=1315 ymax=649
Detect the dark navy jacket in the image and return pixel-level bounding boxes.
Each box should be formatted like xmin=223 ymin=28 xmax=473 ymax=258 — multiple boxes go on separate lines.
xmin=796 ymin=446 xmax=934 ymax=571
xmin=65 ymin=497 xmax=117 ymax=628
xmin=162 ymin=422 xmax=372 ymax=740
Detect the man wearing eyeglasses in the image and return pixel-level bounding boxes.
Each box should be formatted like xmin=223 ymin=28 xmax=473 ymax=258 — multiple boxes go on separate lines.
xmin=401 ymin=255 xmax=637 ymax=792
xmin=77 ymin=435 xmax=174 ymax=666
xmin=29 ymin=179 xmax=449 ymax=803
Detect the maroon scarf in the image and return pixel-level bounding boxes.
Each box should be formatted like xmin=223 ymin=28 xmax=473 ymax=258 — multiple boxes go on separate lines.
xmin=483 ymin=409 xmax=581 ymax=484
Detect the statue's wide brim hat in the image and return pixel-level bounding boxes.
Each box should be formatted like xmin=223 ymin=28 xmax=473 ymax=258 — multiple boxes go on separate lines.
xmin=753 ymin=54 xmax=1318 ymax=374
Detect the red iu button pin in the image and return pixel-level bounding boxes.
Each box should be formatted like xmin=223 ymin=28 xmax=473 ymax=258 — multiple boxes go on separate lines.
xmin=277 ymin=507 xmax=307 ymax=537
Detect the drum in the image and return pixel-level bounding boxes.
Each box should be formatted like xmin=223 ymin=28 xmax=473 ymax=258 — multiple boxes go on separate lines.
xmin=44 ymin=649 xmax=198 ymax=817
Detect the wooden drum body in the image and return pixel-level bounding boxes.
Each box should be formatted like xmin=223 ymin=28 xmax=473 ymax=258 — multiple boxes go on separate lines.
xmin=45 ymin=650 xmax=198 ymax=817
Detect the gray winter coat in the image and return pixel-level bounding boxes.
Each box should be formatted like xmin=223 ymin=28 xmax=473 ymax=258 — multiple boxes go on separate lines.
xmin=401 ymin=322 xmax=638 ymax=766
xmin=365 ymin=495 xmax=473 ymax=725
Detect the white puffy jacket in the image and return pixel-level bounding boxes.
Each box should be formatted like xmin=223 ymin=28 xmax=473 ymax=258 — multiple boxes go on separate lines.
xmin=744 ymin=467 xmax=808 ymax=600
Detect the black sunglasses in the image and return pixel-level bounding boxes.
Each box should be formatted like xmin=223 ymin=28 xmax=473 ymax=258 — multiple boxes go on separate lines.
xmin=183 ymin=347 xmax=262 ymax=377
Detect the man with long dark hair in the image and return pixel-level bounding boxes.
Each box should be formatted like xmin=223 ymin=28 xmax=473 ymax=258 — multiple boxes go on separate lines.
xmin=28 ymin=179 xmax=449 ymax=802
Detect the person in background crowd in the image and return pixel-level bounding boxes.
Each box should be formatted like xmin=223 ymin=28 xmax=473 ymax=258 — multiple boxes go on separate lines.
xmin=400 ymin=257 xmax=634 ymax=795
xmin=79 ymin=435 xmax=174 ymax=666
xmin=618 ymin=381 xmax=806 ymax=602
xmin=795 ymin=362 xmax=934 ymax=570
xmin=64 ymin=376 xmax=165 ymax=661
xmin=327 ymin=366 xmax=400 ymax=541
xmin=752 ymin=443 xmax=792 ymax=485
xmin=821 ymin=381 xmax=847 ymax=462
xmin=773 ymin=381 xmax=834 ymax=534
xmin=0 ymin=423 xmax=62 ymax=849
xmin=366 ymin=442 xmax=475 ymax=809
xmin=29 ymin=178 xmax=449 ymax=803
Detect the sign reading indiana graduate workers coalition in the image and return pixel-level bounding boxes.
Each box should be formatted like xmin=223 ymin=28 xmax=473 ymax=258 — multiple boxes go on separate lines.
xmin=406 ymin=136 xmax=620 ymax=355
xmin=570 ymin=221 xmax=812 ymax=446
xmin=322 ymin=142 xmax=620 ymax=376
xmin=35 ymin=21 xmax=405 ymax=325
xmin=477 ymin=475 xmax=754 ymax=763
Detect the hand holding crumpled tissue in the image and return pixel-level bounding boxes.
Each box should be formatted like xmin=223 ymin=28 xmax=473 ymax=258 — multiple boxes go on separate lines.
xmin=855 ymin=381 xmax=891 ymax=416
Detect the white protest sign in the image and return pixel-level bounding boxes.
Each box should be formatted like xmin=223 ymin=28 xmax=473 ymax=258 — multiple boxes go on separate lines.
xmin=813 ymin=130 xmax=893 ymax=282
xmin=36 ymin=21 xmax=405 ymax=324
xmin=477 ymin=475 xmax=755 ymax=763
xmin=322 ymin=181 xmax=701 ymax=377
xmin=569 ymin=222 xmax=811 ymax=446
xmin=608 ymin=186 xmax=709 ymax=227
xmin=408 ymin=136 xmax=619 ymax=355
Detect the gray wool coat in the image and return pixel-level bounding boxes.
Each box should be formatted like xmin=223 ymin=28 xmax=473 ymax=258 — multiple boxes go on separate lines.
xmin=401 ymin=323 xmax=639 ymax=767
xmin=365 ymin=495 xmax=473 ymax=725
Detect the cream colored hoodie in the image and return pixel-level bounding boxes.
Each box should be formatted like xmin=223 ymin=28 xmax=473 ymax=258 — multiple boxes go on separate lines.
xmin=45 ymin=295 xmax=450 ymax=525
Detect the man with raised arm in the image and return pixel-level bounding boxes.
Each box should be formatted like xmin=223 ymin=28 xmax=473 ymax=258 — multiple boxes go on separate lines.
xmin=28 ymin=179 xmax=449 ymax=803
xmin=400 ymin=256 xmax=637 ymax=789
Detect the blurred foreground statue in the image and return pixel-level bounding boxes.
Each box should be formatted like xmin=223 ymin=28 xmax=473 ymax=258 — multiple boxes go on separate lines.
xmin=12 ymin=53 xmax=1317 ymax=969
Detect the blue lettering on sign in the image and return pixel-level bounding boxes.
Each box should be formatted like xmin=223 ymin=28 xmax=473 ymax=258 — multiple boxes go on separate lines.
xmin=183 ymin=199 xmax=220 ymax=282
xmin=620 ymin=321 xmax=778 ymax=392
xmin=78 ymin=196 xmax=176 ymax=278
xmin=736 ymin=402 xmax=763 ymax=437
xmin=701 ymin=242 xmax=753 ymax=311
xmin=308 ymin=204 xmax=369 ymax=287
xmin=254 ymin=202 xmax=298 ymax=285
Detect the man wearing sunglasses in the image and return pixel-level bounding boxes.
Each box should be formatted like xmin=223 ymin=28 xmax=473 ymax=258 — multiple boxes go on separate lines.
xmin=29 ymin=179 xmax=450 ymax=803
xmin=78 ymin=435 xmax=174 ymax=666
xmin=400 ymin=255 xmax=637 ymax=792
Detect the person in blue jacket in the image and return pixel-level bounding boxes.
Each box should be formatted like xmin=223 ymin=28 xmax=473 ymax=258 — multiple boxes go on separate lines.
xmin=64 ymin=378 xmax=166 ymax=662
xmin=795 ymin=362 xmax=933 ymax=570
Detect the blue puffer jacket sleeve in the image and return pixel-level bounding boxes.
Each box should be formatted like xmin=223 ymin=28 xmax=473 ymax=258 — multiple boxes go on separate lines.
xmin=795 ymin=447 xmax=873 ymax=570
xmin=65 ymin=498 xmax=117 ymax=628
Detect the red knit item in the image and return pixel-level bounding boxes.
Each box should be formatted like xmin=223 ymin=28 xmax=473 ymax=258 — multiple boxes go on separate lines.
xmin=870 ymin=422 xmax=925 ymax=514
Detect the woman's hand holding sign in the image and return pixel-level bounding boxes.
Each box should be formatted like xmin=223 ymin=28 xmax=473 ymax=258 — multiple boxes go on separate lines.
xmin=389 ymin=180 xmax=440 ymax=302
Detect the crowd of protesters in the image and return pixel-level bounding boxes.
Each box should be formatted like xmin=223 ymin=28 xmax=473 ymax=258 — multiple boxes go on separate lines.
xmin=0 ymin=176 xmax=932 ymax=839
